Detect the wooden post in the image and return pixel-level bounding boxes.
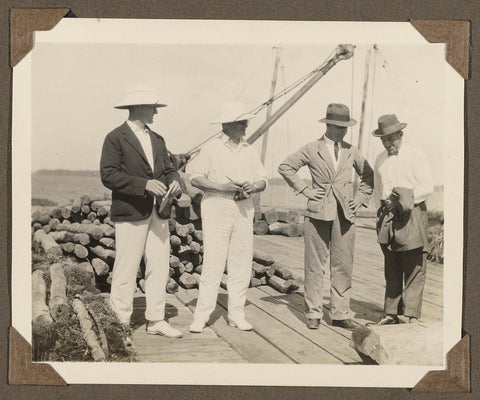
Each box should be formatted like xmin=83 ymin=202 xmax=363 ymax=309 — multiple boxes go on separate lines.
xmin=351 ymin=322 xmax=443 ymax=365
xmin=72 ymin=299 xmax=106 ymax=361
xmin=33 ymin=229 xmax=62 ymax=257
xmin=246 ymin=44 xmax=355 ymax=145
xmin=268 ymin=275 xmax=299 ymax=293
xmin=32 ymin=269 xmax=54 ymax=333
xmin=48 ymin=263 xmax=70 ymax=321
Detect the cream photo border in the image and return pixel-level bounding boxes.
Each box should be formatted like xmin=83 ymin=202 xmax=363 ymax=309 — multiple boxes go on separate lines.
xmin=12 ymin=19 xmax=464 ymax=387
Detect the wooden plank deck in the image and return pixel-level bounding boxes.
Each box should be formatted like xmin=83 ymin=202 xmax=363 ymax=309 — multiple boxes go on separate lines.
xmin=129 ymin=226 xmax=443 ymax=364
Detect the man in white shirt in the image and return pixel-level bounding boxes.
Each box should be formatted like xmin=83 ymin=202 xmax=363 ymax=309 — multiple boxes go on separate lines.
xmin=188 ymin=102 xmax=267 ymax=333
xmin=100 ymin=85 xmax=183 ymax=339
xmin=372 ymin=114 xmax=433 ymax=325
xmin=278 ymin=103 xmax=374 ymax=331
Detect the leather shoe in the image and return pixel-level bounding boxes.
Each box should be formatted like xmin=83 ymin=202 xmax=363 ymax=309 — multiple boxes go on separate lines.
xmin=146 ymin=320 xmax=182 ymax=338
xmin=306 ymin=318 xmax=321 ymax=329
xmin=228 ymin=319 xmax=253 ymax=331
xmin=374 ymin=315 xmax=400 ymax=326
xmin=332 ymin=319 xmax=360 ymax=331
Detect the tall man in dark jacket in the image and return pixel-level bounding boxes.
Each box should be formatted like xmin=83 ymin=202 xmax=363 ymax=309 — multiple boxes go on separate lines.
xmin=101 ymin=85 xmax=183 ymax=338
xmin=278 ymin=103 xmax=373 ymax=330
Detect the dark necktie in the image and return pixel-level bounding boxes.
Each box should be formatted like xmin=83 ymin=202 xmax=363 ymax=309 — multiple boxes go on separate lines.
xmin=334 ymin=142 xmax=339 ymax=161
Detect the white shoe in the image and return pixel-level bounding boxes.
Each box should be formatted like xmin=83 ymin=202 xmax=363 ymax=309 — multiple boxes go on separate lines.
xmin=228 ymin=319 xmax=253 ymax=331
xmin=189 ymin=320 xmax=206 ymax=333
xmin=146 ymin=320 xmax=182 ymax=338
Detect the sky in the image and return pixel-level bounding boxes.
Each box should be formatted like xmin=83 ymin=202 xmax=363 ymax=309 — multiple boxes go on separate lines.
xmin=31 ymin=40 xmax=445 ymax=183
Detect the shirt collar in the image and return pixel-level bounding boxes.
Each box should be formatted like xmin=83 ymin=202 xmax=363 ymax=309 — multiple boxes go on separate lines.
xmin=127 ymin=119 xmax=148 ymax=133
xmin=220 ymin=132 xmax=248 ymax=147
xmin=323 ymin=134 xmax=340 ymax=146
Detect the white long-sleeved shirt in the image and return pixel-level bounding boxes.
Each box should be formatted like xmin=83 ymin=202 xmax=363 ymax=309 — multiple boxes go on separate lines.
xmin=126 ymin=120 xmax=155 ymax=171
xmin=374 ymin=143 xmax=434 ymax=210
xmin=323 ymin=134 xmax=342 ymax=171
xmin=189 ymin=133 xmax=268 ymax=189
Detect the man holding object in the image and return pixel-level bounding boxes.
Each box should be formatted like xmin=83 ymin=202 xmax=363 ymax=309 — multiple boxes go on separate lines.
xmin=278 ymin=103 xmax=373 ymax=330
xmin=188 ymin=102 xmax=267 ymax=333
xmin=372 ymin=114 xmax=433 ymax=325
xmin=101 ymin=85 xmax=183 ymax=338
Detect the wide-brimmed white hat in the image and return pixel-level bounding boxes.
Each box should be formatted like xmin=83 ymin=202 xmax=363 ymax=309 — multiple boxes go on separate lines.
xmin=211 ymin=102 xmax=256 ymax=124
xmin=114 ymin=85 xmax=167 ymax=109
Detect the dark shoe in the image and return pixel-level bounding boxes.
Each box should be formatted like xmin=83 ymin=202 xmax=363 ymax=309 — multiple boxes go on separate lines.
xmin=332 ymin=319 xmax=360 ymax=331
xmin=408 ymin=317 xmax=419 ymax=324
xmin=373 ymin=315 xmax=400 ymax=326
xmin=306 ymin=318 xmax=321 ymax=329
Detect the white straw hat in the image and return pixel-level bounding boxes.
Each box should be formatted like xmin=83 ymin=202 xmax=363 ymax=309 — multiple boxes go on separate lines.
xmin=211 ymin=102 xmax=256 ymax=124
xmin=114 ymin=85 xmax=167 ymax=109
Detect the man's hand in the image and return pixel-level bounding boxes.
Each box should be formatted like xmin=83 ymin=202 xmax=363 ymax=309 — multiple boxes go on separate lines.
xmin=168 ymin=180 xmax=182 ymax=198
xmin=241 ymin=181 xmax=255 ymax=194
xmin=146 ymin=180 xmax=167 ymax=197
xmin=348 ymin=199 xmax=362 ymax=215
xmin=303 ymin=187 xmax=326 ymax=201
xmin=222 ymin=181 xmax=243 ymax=194
xmin=383 ymin=198 xmax=397 ymax=213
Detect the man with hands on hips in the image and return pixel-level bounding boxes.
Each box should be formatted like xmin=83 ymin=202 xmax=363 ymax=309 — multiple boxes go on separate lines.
xmin=278 ymin=103 xmax=373 ymax=331
xmin=100 ymin=85 xmax=183 ymax=340
xmin=188 ymin=102 xmax=267 ymax=333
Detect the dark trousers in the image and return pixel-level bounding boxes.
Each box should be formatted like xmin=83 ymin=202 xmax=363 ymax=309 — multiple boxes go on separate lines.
xmin=303 ymin=213 xmax=355 ymax=321
xmin=380 ymin=245 xmax=427 ymax=318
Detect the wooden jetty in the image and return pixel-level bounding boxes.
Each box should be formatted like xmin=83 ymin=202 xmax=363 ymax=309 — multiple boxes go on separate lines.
xmin=130 ymin=226 xmax=443 ymax=364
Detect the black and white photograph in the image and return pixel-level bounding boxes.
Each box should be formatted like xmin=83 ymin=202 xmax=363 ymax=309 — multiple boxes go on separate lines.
xmin=11 ymin=19 xmax=463 ymax=387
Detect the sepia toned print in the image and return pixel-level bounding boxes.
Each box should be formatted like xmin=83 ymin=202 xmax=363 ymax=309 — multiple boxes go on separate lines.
xmin=12 ymin=19 xmax=463 ymax=387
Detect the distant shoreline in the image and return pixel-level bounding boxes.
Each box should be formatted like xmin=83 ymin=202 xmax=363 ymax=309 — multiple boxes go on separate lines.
xmin=32 ymin=169 xmax=100 ymax=177
xmin=32 ymin=169 xmax=444 ymax=192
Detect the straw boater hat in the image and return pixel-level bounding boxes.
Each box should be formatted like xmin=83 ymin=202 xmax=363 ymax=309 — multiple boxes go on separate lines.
xmin=372 ymin=114 xmax=407 ymax=137
xmin=211 ymin=102 xmax=256 ymax=124
xmin=114 ymin=85 xmax=167 ymax=109
xmin=319 ymin=103 xmax=357 ymax=127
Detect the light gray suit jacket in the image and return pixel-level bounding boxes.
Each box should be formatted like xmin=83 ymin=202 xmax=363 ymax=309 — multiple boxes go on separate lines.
xmin=278 ymin=136 xmax=374 ymax=223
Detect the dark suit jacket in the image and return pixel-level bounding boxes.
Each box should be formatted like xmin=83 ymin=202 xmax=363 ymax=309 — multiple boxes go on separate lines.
xmin=100 ymin=122 xmax=181 ymax=222
xmin=278 ymin=136 xmax=373 ymax=223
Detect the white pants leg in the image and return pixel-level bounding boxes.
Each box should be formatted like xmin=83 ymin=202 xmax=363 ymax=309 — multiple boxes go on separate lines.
xmin=193 ymin=197 xmax=254 ymax=323
xmin=110 ymin=217 xmax=150 ymax=325
xmin=110 ymin=212 xmax=170 ymax=324
xmin=144 ymin=212 xmax=171 ymax=321
xmin=227 ymin=200 xmax=254 ymax=321
xmin=193 ymin=198 xmax=233 ymax=323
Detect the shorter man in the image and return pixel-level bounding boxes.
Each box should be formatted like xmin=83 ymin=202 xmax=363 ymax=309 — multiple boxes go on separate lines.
xmin=372 ymin=114 xmax=433 ymax=325
xmin=188 ymin=102 xmax=267 ymax=333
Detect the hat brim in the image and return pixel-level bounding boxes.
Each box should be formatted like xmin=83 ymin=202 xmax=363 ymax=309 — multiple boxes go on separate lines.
xmin=210 ymin=113 xmax=257 ymax=125
xmin=114 ymin=103 xmax=167 ymax=109
xmin=319 ymin=118 xmax=357 ymax=127
xmin=372 ymin=122 xmax=407 ymax=137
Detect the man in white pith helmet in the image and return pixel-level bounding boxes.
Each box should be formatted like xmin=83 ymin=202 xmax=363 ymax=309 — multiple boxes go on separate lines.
xmin=372 ymin=114 xmax=433 ymax=325
xmin=100 ymin=85 xmax=183 ymax=339
xmin=188 ymin=102 xmax=268 ymax=333
xmin=278 ymin=103 xmax=374 ymax=331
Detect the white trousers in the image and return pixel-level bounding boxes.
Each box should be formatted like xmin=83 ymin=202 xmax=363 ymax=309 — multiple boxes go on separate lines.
xmin=110 ymin=211 xmax=170 ymax=324
xmin=194 ymin=197 xmax=254 ymax=323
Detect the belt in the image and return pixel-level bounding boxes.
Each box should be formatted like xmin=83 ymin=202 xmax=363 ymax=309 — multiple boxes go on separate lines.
xmin=204 ymin=192 xmax=235 ymax=200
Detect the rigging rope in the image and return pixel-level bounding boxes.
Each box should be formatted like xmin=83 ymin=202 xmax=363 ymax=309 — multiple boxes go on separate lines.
xmin=186 ymin=49 xmax=336 ymax=157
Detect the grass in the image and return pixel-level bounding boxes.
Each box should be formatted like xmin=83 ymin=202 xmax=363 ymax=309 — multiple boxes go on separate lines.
xmin=427 ymin=211 xmax=444 ymax=264
xmin=31 ymin=247 xmax=135 ymax=362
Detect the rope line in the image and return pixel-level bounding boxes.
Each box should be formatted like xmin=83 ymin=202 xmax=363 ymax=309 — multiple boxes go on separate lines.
xmin=187 ymin=49 xmax=336 ymax=156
